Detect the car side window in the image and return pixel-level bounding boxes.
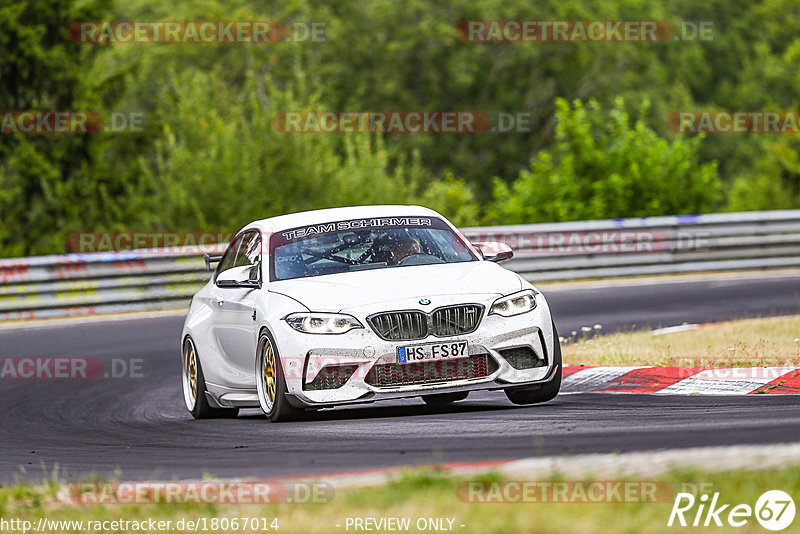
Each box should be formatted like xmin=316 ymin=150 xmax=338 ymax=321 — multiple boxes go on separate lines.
xmin=234 ymin=231 xmax=261 ymax=281
xmin=214 ymin=234 xmax=243 ymax=281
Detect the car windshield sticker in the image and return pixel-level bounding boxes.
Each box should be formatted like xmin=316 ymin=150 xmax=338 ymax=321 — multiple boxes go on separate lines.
xmin=279 ymin=217 xmax=438 ymax=243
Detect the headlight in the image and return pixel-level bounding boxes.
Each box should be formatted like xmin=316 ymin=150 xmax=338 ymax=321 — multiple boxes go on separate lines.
xmin=489 ymin=290 xmax=536 ymax=317
xmin=284 ymin=313 xmax=363 ymax=334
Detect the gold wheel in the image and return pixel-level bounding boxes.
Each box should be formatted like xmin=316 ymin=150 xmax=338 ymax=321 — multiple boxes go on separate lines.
xmin=257 ymin=332 xmax=302 ymax=422
xmin=182 ymin=338 xmax=199 ymax=411
xmin=261 ymin=339 xmax=277 ymax=410
xmin=187 ymin=345 xmax=197 ymax=399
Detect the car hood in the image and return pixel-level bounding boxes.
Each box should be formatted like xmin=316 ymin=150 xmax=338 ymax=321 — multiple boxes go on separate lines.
xmin=268 ymin=261 xmax=523 ymax=313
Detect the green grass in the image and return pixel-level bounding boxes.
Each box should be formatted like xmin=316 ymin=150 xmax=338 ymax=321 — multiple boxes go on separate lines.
xmin=2 ymin=465 xmax=800 ymax=533
xmin=563 ymin=314 xmax=800 ymax=367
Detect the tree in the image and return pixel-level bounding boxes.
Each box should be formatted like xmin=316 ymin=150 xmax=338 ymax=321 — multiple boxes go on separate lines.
xmin=0 ymin=0 xmax=106 ymax=255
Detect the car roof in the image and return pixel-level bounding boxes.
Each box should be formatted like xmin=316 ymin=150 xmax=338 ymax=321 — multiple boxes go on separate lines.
xmin=240 ymin=205 xmax=445 ymax=234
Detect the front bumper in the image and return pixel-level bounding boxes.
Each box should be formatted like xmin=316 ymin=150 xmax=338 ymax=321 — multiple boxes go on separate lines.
xmin=285 ymin=359 xmax=560 ymax=409
xmin=273 ymin=298 xmax=557 ymax=408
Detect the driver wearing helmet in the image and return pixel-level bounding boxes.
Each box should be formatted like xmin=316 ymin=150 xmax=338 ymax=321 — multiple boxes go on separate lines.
xmin=373 ymin=230 xmax=421 ymax=265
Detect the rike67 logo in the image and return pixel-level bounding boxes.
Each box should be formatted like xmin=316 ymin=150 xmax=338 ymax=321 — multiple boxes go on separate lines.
xmin=668 ymin=490 xmax=795 ymax=530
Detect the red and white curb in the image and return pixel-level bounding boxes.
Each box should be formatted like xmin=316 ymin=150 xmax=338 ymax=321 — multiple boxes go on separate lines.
xmin=562 ymin=366 xmax=800 ymax=395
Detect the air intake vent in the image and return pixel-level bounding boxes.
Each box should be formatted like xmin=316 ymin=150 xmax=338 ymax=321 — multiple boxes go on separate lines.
xmin=498 ymin=346 xmax=546 ymax=370
xmin=364 ymin=354 xmax=497 ymax=388
xmin=304 ymin=364 xmax=359 ymax=390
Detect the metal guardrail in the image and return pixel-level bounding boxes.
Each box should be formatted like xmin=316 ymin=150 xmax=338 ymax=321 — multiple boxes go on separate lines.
xmin=463 ymin=209 xmax=800 ymax=281
xmin=0 ymin=247 xmax=225 ymax=321
xmin=1 ymin=210 xmax=799 ymax=321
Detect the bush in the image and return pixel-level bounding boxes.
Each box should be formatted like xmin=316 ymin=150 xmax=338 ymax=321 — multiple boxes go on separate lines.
xmin=486 ymin=98 xmax=721 ymax=224
xmin=727 ymin=136 xmax=800 ymax=211
xmin=419 ymin=173 xmax=480 ymax=227
xmin=122 ymin=69 xmax=433 ymax=232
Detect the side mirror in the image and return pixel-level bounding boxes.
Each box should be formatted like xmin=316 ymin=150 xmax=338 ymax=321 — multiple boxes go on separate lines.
xmin=204 ymin=253 xmax=223 ymax=271
xmin=475 ymin=242 xmax=514 ymax=262
xmin=216 ymin=264 xmax=261 ymax=288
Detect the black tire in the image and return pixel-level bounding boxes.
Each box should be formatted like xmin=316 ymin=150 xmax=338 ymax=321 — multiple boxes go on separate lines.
xmin=256 ymin=329 xmax=304 ymax=422
xmin=182 ymin=337 xmax=239 ymax=419
xmin=422 ymin=392 xmax=469 ymax=405
xmin=504 ymin=321 xmax=562 ymax=406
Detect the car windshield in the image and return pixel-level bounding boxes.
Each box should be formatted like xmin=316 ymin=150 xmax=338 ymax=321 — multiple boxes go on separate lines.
xmin=269 ymin=216 xmax=478 ymax=281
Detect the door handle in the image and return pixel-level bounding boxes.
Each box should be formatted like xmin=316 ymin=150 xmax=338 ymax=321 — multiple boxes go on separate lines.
xmin=216 ymin=299 xmax=224 ymax=308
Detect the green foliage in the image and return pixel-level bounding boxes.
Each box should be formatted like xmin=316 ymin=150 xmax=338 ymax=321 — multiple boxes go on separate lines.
xmin=487 ymin=98 xmax=721 ymax=223
xmin=419 ymin=173 xmax=480 ymax=227
xmin=727 ymin=136 xmax=800 ymax=211
xmin=0 ymin=0 xmax=107 ymax=256
xmin=2 ymin=0 xmax=800 ymax=256
xmin=86 ymin=50 xmax=433 ymax=233
xmin=0 ymin=0 xmax=101 ymax=110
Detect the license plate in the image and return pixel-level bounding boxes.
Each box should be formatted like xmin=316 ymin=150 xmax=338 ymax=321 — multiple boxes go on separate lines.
xmin=397 ymin=341 xmax=468 ymax=364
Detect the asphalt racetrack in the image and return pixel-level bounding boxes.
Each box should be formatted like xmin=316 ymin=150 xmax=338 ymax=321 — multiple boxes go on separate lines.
xmin=1 ymin=275 xmax=799 ymax=482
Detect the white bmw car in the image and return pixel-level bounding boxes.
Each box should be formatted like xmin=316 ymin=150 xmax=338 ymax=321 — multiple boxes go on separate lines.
xmin=181 ymin=205 xmax=561 ymax=421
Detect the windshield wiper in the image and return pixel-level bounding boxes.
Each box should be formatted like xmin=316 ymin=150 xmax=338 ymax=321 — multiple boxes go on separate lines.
xmin=349 ymin=262 xmax=388 ymax=271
